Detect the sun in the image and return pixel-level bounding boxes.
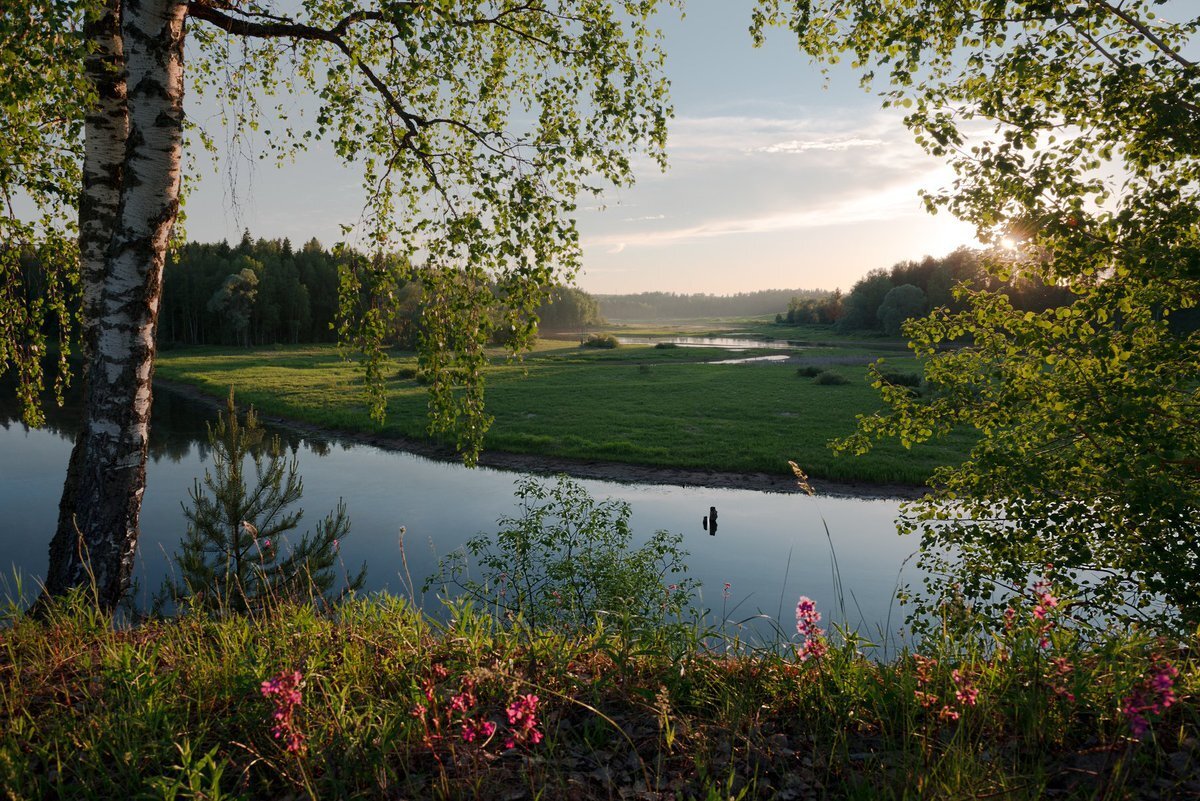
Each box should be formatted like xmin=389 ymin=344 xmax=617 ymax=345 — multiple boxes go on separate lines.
xmin=999 ymin=236 xmax=1019 ymax=251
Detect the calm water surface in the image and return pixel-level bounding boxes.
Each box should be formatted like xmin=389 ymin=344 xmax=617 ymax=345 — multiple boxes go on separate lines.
xmin=0 ymin=386 xmax=918 ymax=637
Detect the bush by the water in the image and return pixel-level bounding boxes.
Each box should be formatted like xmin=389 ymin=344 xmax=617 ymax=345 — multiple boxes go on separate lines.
xmin=581 ymin=333 xmax=619 ymax=348
xmin=426 ymin=475 xmax=695 ymax=635
xmin=654 ymin=341 xmax=678 ymax=349
xmin=796 ymin=365 xmax=823 ymax=378
xmin=814 ymin=370 xmax=851 ymax=385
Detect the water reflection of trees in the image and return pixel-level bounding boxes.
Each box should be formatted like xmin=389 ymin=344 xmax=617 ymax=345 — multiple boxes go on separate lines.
xmin=0 ymin=381 xmax=333 ymax=463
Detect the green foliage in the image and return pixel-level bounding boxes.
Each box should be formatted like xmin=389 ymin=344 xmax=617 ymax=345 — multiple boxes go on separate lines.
xmin=654 ymin=341 xmax=679 ymax=349
xmin=161 ymin=237 xmax=345 ymax=347
xmin=535 ymin=285 xmax=605 ymax=331
xmin=836 ymin=269 xmax=894 ymax=333
xmin=206 ymin=266 xmax=259 ymax=346
xmin=426 ymin=475 xmax=696 ymax=634
xmin=192 ymin=0 xmax=680 ymax=460
xmin=581 ymin=333 xmax=620 ymax=349
xmin=165 ymin=390 xmax=365 ymax=614
xmin=814 ymin=370 xmax=850 ymax=385
xmin=758 ymin=0 xmax=1200 ymax=629
xmin=0 ymin=1 xmax=89 ymax=424
xmin=876 ymin=368 xmax=922 ymax=388
xmin=796 ymin=365 xmax=822 ymax=377
xmin=783 ymin=290 xmax=843 ymax=325
xmin=876 ymin=283 xmax=927 ymax=336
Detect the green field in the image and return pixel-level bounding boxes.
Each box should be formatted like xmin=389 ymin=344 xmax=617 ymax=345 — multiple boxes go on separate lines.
xmin=156 ymin=336 xmax=972 ymax=485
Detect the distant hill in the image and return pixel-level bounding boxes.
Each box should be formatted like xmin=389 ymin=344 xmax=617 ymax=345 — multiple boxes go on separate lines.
xmin=596 ymin=289 xmax=828 ymax=321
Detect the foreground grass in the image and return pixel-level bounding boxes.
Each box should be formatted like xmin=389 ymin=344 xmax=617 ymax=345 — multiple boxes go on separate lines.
xmin=2 ymin=594 xmax=1196 ymax=800
xmin=156 ymin=341 xmax=971 ymax=485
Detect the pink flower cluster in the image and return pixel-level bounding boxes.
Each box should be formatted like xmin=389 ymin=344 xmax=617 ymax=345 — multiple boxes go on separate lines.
xmin=451 ymin=678 xmax=498 ymax=744
xmin=952 ymin=669 xmax=979 ymax=707
xmin=911 ymin=656 xmax=980 ymax=723
xmin=1121 ymin=660 xmax=1179 ymax=738
xmin=1048 ymin=656 xmax=1076 ymax=703
xmin=1015 ymin=578 xmax=1060 ymax=648
xmin=260 ymin=670 xmax=306 ymax=754
xmin=504 ymin=694 xmax=543 ymax=749
xmin=795 ymin=596 xmax=828 ymax=662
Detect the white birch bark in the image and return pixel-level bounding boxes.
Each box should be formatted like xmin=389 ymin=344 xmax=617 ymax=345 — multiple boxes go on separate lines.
xmin=44 ymin=0 xmax=187 ymax=609
xmin=47 ymin=0 xmax=128 ymax=599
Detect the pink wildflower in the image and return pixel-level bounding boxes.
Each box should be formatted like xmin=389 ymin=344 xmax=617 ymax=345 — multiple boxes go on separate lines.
xmin=260 ymin=670 xmax=306 ymax=754
xmin=1003 ymin=607 xmax=1017 ymax=631
xmin=462 ymin=720 xmax=497 ymax=743
xmin=794 ymin=596 xmax=828 ymax=663
xmin=952 ymin=669 xmax=979 ymax=706
xmin=1120 ymin=659 xmax=1179 ymax=738
xmin=504 ymin=694 xmax=543 ymax=749
xmin=1048 ymin=656 xmax=1076 ymax=702
xmin=938 ymin=705 xmax=960 ymax=722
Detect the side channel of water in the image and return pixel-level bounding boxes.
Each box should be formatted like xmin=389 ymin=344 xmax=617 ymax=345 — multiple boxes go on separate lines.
xmin=0 ymin=386 xmax=920 ymax=642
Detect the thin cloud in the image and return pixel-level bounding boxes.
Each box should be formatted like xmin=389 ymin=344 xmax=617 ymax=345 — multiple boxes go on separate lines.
xmin=585 ymin=174 xmax=944 ymax=251
xmin=757 ymin=137 xmax=885 ymax=154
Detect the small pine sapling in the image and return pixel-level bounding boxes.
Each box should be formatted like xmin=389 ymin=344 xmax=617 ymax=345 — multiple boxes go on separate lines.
xmin=165 ymin=389 xmax=365 ymax=613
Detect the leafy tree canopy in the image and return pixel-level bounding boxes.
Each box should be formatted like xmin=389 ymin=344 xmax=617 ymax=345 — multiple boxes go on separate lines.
xmin=756 ymin=1 xmax=1200 ymax=628
xmin=4 ymin=0 xmax=679 ymax=459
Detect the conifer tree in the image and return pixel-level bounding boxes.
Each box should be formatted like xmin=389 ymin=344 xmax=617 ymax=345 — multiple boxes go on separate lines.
xmin=168 ymin=390 xmax=365 ymax=614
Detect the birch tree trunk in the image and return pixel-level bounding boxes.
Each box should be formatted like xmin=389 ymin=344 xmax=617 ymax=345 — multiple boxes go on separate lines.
xmin=46 ymin=0 xmax=127 ymax=603
xmin=43 ymin=0 xmax=187 ymax=610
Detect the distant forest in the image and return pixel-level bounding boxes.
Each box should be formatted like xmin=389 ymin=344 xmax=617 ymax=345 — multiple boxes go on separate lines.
xmin=158 ymin=233 xmax=605 ymax=347
xmin=596 ymin=289 xmax=826 ymax=321
xmin=779 ymin=248 xmax=1080 ymax=335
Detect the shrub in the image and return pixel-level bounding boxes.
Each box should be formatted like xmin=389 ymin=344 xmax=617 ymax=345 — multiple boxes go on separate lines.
xmin=877 ymin=369 xmax=922 ymax=387
xmin=581 ymin=334 xmax=619 ymax=349
xmin=426 ymin=475 xmax=696 ymax=633
xmin=796 ymin=365 xmax=823 ymax=378
xmin=394 ymin=365 xmax=419 ymax=380
xmin=814 ymin=370 xmax=851 ymax=385
xmin=654 ymin=341 xmax=678 ymax=349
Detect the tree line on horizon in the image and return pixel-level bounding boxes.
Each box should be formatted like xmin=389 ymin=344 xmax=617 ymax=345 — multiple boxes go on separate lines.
xmin=157 ymin=233 xmax=607 ymax=349
xmin=778 ymin=247 xmax=1079 ymax=335
xmin=596 ymin=288 xmax=827 ymax=321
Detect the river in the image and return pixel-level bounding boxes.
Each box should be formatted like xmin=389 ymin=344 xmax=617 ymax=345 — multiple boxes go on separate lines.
xmin=0 ymin=385 xmax=919 ymax=642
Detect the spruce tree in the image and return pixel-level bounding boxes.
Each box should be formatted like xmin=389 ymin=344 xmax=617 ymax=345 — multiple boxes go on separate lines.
xmin=167 ymin=390 xmax=365 ymax=614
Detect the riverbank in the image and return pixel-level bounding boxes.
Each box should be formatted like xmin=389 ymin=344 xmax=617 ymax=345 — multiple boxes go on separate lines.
xmin=5 ymin=593 xmax=1195 ymax=800
xmin=154 ymin=375 xmax=927 ymax=500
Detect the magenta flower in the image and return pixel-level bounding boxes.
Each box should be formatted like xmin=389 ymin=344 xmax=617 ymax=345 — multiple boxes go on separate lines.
xmin=1121 ymin=660 xmax=1179 ymax=738
xmin=504 ymin=694 xmax=543 ymax=748
xmin=260 ymin=670 xmax=306 ymax=754
xmin=794 ymin=595 xmax=828 ymax=663
xmin=952 ymin=669 xmax=979 ymax=706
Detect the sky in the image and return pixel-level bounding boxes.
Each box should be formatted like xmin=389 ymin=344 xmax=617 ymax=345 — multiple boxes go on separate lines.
xmin=181 ymin=1 xmax=978 ymax=295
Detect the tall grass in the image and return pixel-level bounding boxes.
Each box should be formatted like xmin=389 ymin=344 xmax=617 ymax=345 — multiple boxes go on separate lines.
xmin=2 ymin=585 xmax=1196 ymax=800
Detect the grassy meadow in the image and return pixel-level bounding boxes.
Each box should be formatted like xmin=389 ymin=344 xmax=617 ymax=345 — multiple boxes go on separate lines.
xmin=154 ymin=334 xmax=972 ymax=486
